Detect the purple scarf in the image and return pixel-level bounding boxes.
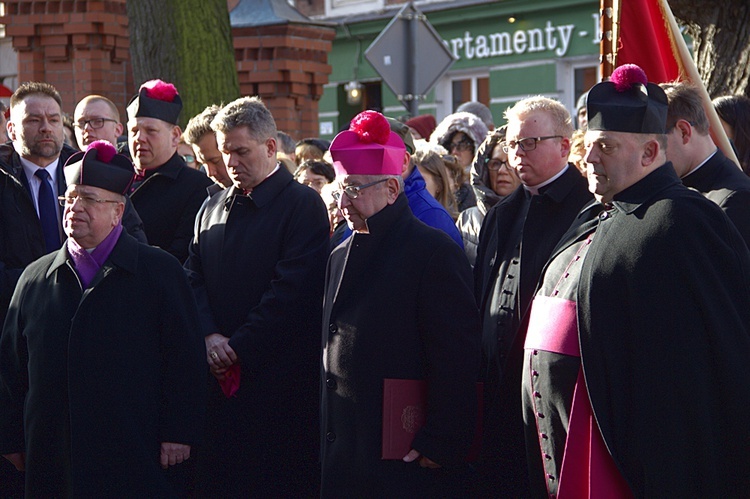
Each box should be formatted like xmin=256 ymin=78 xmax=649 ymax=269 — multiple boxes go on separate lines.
xmin=67 ymin=224 xmax=123 ymax=289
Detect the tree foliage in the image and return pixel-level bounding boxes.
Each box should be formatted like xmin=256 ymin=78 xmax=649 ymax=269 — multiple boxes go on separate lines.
xmin=670 ymin=0 xmax=750 ymax=97
xmin=127 ymin=0 xmax=240 ymax=127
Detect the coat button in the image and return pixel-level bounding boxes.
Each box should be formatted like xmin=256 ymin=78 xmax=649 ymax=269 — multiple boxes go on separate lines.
xmin=532 ymin=370 xmax=539 ymax=377
xmin=329 ymin=323 xmax=337 ymax=334
xmin=547 ymin=474 xmax=555 ymax=481
xmin=599 ymin=211 xmax=609 ymax=220
xmin=544 ymin=453 xmax=552 ymax=460
xmin=537 ymin=412 xmax=545 ymax=419
xmin=541 ymin=433 xmax=548 ymax=440
xmin=326 ymin=378 xmax=337 ymax=389
xmin=326 ymin=432 xmax=336 ymax=442
xmin=534 ymin=391 xmax=541 ymax=398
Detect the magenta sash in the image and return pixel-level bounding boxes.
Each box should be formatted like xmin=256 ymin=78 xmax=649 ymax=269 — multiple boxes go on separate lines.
xmin=525 ymin=295 xmax=633 ymax=498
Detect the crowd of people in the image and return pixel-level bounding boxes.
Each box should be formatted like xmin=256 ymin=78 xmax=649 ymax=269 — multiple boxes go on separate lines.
xmin=1 ymin=65 xmax=750 ymax=497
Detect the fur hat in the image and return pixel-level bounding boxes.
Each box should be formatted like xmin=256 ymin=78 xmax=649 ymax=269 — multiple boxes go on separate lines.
xmin=127 ymin=79 xmax=182 ymax=125
xmin=330 ymin=111 xmax=405 ymax=176
xmin=64 ymin=140 xmax=135 ymax=195
xmin=430 ymin=112 xmax=489 ymax=152
xmin=587 ymin=64 xmax=668 ymax=134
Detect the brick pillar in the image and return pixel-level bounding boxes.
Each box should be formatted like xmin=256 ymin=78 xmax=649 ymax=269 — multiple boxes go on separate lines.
xmin=2 ymin=0 xmax=132 ymax=117
xmin=233 ymin=23 xmax=335 ymax=140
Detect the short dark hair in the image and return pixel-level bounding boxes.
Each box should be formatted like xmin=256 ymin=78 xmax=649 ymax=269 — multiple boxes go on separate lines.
xmin=661 ymin=82 xmax=709 ymax=135
xmin=277 ymin=131 xmax=296 ymax=154
xmin=10 ymin=81 xmax=63 ymax=110
xmin=294 ymin=159 xmax=335 ymax=183
xmin=714 ymin=94 xmax=750 ymax=173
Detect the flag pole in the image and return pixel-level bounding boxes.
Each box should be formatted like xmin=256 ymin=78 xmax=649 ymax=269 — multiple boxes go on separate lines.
xmin=658 ymin=0 xmax=740 ymax=167
xmin=600 ymin=0 xmax=616 ymax=80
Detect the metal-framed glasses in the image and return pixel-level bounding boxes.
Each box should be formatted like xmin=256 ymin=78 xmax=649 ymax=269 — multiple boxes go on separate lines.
xmin=74 ymin=118 xmax=118 ymax=130
xmin=58 ymin=195 xmax=122 ymax=207
xmin=503 ymin=135 xmax=563 ymax=153
xmin=331 ymin=178 xmax=388 ymax=202
xmin=487 ymin=159 xmax=509 ymax=171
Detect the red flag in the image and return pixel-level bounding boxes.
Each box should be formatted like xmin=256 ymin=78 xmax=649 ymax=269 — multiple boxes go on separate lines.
xmin=616 ymin=0 xmax=683 ymax=83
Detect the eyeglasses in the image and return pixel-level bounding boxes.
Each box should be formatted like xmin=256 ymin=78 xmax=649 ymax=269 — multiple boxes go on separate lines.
xmin=447 ymin=138 xmax=474 ymax=152
xmin=74 ymin=118 xmax=118 ymax=130
xmin=181 ymin=154 xmax=196 ymax=163
xmin=503 ymin=135 xmax=563 ymax=153
xmin=332 ymin=178 xmax=388 ymax=202
xmin=58 ymin=195 xmax=122 ymax=207
xmin=487 ymin=159 xmax=509 ymax=171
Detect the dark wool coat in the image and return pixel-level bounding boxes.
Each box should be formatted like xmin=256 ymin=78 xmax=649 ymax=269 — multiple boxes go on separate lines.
xmin=0 ymin=143 xmax=147 ymax=327
xmin=130 ymin=152 xmax=213 ymax=263
xmin=472 ymin=165 xmax=591 ymax=496
xmin=0 ymin=231 xmax=206 ymax=498
xmin=321 ymin=194 xmax=481 ymax=498
xmin=185 ymin=166 xmax=330 ymax=497
xmin=579 ymin=164 xmax=750 ymax=496
xmin=681 ymin=148 xmax=750 ymax=247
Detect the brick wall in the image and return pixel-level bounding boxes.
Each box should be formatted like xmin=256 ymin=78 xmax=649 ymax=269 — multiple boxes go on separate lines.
xmin=233 ymin=23 xmax=335 ymax=140
xmin=1 ymin=0 xmax=132 ymax=116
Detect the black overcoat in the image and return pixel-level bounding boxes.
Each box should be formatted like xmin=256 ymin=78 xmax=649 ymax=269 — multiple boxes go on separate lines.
xmin=185 ymin=166 xmax=330 ymax=496
xmin=0 ymin=231 xmax=206 ymax=497
xmin=130 ymin=152 xmax=212 ymax=262
xmin=681 ymin=148 xmax=750 ymax=247
xmin=321 ymin=194 xmax=481 ymax=497
xmin=579 ymin=164 xmax=750 ymax=495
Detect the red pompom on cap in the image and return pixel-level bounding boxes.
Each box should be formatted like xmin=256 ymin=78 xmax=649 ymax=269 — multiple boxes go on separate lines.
xmin=610 ymin=64 xmax=648 ymax=93
xmin=86 ymin=140 xmax=117 ymax=163
xmin=140 ymin=79 xmax=179 ymax=102
xmin=349 ymin=110 xmax=391 ymax=145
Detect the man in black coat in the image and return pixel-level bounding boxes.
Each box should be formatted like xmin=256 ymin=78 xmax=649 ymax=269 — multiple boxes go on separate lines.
xmin=185 ymin=96 xmax=330 ymax=497
xmin=473 ymin=96 xmax=592 ymax=496
xmin=321 ymin=111 xmax=481 ymax=497
xmin=522 ymin=64 xmax=750 ymax=497
xmin=662 ymin=81 xmax=750 ymax=246
xmin=0 ymin=141 xmax=206 ymax=497
xmin=127 ymin=79 xmax=213 ymax=263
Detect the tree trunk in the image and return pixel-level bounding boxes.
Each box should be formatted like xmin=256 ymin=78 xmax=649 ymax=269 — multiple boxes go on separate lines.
xmin=670 ymin=0 xmax=750 ymax=97
xmin=127 ymin=0 xmax=240 ymax=127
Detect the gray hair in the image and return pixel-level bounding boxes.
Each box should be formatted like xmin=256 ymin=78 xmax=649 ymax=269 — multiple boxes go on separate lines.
xmin=211 ymin=96 xmax=276 ymax=142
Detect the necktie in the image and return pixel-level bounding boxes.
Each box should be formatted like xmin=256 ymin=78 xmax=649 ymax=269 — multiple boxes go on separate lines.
xmin=35 ymin=169 xmax=60 ymax=253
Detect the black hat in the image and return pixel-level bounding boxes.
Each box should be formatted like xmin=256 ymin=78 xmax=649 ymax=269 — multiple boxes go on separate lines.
xmin=64 ymin=141 xmax=135 ymax=195
xmin=127 ymin=79 xmax=182 ymax=125
xmin=587 ymin=64 xmax=668 ymax=134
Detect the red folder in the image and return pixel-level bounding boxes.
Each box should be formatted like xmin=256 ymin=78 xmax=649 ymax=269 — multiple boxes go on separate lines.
xmin=381 ymin=378 xmax=483 ymax=461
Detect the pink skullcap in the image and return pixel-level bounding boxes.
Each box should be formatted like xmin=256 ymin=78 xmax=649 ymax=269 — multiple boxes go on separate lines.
xmin=330 ymin=111 xmax=405 ymax=176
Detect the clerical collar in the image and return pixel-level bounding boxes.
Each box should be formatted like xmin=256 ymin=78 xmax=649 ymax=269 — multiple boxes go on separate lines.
xmin=241 ymin=163 xmax=280 ymax=196
xmin=682 ymin=149 xmax=716 ymax=178
xmin=524 ymin=164 xmax=569 ymax=196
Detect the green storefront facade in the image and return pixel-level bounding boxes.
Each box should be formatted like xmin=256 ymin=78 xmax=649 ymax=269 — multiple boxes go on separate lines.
xmin=317 ymin=0 xmax=600 ymax=140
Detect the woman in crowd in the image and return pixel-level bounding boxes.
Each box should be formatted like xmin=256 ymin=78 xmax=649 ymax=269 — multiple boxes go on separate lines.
xmin=431 ymin=112 xmax=489 ymax=211
xmin=456 ymin=125 xmax=521 ymax=265
xmin=413 ymin=144 xmax=459 ymax=220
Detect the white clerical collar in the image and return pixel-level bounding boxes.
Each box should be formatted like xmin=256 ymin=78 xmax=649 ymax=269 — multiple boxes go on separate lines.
xmin=523 ymin=164 xmax=569 ymax=195
xmin=682 ymin=149 xmax=717 ymax=178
